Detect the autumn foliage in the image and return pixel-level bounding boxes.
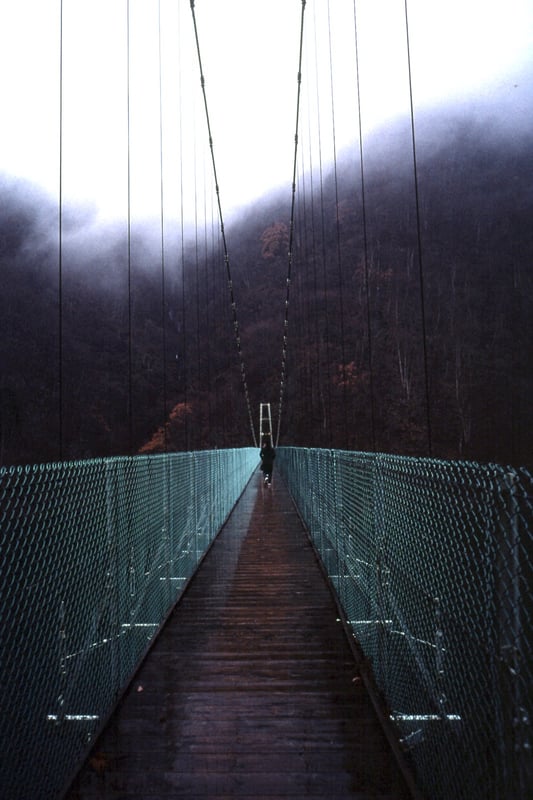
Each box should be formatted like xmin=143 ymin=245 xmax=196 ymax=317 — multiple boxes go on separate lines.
xmin=1 ymin=114 xmax=532 ymax=468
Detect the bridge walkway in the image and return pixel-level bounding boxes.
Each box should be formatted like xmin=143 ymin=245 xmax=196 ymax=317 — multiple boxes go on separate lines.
xmin=66 ymin=472 xmax=411 ymax=799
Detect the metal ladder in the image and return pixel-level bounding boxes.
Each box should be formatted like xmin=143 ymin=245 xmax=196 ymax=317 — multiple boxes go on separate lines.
xmin=259 ymin=403 xmax=273 ymax=446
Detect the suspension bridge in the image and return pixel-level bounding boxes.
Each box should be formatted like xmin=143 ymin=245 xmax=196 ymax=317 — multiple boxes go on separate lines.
xmin=1 ymin=1 xmax=532 ymax=799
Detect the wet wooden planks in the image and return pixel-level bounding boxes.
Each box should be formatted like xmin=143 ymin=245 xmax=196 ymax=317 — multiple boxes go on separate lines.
xmin=66 ymin=473 xmax=411 ymax=800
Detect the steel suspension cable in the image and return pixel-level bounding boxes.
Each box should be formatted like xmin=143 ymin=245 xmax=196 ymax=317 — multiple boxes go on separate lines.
xmin=303 ymin=40 xmax=322 ymax=445
xmin=403 ymin=0 xmax=433 ymax=456
xmin=310 ymin=1 xmax=334 ymax=446
xmin=58 ymin=0 xmax=64 ymax=461
xmin=294 ymin=148 xmax=311 ymax=439
xmin=204 ymin=161 xmax=214 ymax=442
xmin=352 ymin=0 xmax=377 ymax=452
xmin=189 ymin=1 xmax=257 ymax=447
xmin=275 ymin=0 xmax=307 ymax=448
xmin=176 ymin=3 xmax=190 ymax=451
xmin=126 ymin=0 xmax=134 ymax=454
xmin=193 ymin=122 xmax=201 ymax=446
xmin=157 ymin=0 xmax=168 ymax=451
xmin=326 ymin=0 xmax=348 ymax=444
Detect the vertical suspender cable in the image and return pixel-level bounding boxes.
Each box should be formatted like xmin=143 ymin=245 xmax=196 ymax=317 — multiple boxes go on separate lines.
xmin=157 ymin=0 xmax=170 ymax=573
xmin=126 ymin=0 xmax=134 ymax=455
xmin=275 ymin=0 xmax=307 ymax=448
xmin=327 ymin=0 xmax=348 ymax=444
xmin=213 ymin=211 xmax=227 ymax=446
xmin=352 ymin=0 xmax=377 ymax=452
xmin=191 ymin=10 xmax=201 ymax=450
xmin=193 ymin=126 xmax=201 ymax=447
xmin=203 ymin=163 xmax=214 ymax=441
xmin=311 ymin=1 xmax=333 ymax=447
xmin=304 ymin=42 xmax=321 ymax=445
xmin=180 ymin=215 xmax=188 ymax=451
xmin=294 ymin=150 xmax=310 ymax=441
xmin=58 ymin=0 xmax=64 ymax=461
xmin=403 ymin=0 xmax=432 ymax=456
xmin=192 ymin=101 xmax=204 ymax=449
xmin=177 ymin=2 xmax=189 ymax=451
xmin=157 ymin=0 xmax=168 ymax=451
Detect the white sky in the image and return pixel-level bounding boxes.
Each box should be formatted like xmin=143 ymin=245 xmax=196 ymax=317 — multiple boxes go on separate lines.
xmin=0 ymin=0 xmax=531 ymax=224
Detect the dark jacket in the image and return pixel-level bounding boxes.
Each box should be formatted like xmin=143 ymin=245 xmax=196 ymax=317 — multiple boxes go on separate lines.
xmin=259 ymin=445 xmax=275 ymax=472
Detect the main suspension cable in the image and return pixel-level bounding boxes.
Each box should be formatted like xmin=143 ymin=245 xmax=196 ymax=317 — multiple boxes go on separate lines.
xmin=189 ymin=1 xmax=257 ymax=448
xmin=275 ymin=0 xmax=307 ymax=448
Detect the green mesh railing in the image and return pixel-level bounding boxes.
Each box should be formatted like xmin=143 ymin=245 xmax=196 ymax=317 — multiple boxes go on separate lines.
xmin=0 ymin=448 xmax=257 ymax=800
xmin=276 ymin=447 xmax=533 ymax=800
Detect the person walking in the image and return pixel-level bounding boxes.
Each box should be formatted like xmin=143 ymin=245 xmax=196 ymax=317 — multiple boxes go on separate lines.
xmin=259 ymin=440 xmax=276 ymax=485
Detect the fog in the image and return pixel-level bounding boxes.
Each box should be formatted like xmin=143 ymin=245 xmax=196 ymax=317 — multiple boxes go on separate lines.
xmin=0 ymin=0 xmax=531 ymax=226
xmin=1 ymin=0 xmax=532 ymax=466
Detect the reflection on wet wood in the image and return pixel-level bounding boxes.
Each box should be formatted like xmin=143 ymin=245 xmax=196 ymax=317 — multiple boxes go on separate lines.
xmin=66 ymin=473 xmax=411 ymax=799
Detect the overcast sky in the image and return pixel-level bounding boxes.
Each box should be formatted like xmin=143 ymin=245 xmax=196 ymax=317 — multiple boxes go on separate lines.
xmin=0 ymin=0 xmax=531 ymax=225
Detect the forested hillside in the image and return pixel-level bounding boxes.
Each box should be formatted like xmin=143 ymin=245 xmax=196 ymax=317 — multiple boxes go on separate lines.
xmin=1 ymin=111 xmax=531 ymax=468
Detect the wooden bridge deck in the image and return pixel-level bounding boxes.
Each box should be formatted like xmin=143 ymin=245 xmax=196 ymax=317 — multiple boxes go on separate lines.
xmin=66 ymin=472 xmax=412 ymax=800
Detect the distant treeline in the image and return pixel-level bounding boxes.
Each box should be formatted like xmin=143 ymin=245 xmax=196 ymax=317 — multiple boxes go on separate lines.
xmin=1 ymin=113 xmax=532 ymax=468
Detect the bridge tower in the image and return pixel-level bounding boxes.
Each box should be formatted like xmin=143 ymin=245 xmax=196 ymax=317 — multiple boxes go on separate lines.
xmin=259 ymin=403 xmax=273 ymax=446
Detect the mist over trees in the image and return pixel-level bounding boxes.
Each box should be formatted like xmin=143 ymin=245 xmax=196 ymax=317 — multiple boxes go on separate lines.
xmin=1 ymin=110 xmax=532 ymax=469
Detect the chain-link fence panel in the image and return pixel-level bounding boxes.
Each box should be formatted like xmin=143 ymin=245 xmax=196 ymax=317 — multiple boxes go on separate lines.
xmin=277 ymin=447 xmax=532 ymax=800
xmin=0 ymin=448 xmax=257 ymax=800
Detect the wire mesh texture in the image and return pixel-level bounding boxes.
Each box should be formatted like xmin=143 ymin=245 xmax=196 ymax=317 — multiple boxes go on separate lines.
xmin=0 ymin=448 xmax=257 ymax=800
xmin=276 ymin=447 xmax=532 ymax=800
